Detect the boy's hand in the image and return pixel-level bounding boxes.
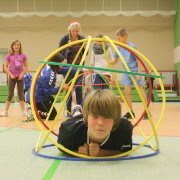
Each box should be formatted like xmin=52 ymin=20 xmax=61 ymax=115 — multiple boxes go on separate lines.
xmin=136 ymin=75 xmax=141 ymax=81
xmin=63 ymin=84 xmax=69 ymax=91
xmin=78 ymin=143 xmax=89 ymax=156
xmin=83 ymin=68 xmax=92 ymax=74
xmin=89 ymin=142 xmax=100 ymax=157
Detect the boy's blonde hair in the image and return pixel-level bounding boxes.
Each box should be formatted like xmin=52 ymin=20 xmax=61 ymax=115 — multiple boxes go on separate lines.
xmin=116 ymin=28 xmax=128 ymax=37
xmin=83 ymin=89 xmax=121 ymax=130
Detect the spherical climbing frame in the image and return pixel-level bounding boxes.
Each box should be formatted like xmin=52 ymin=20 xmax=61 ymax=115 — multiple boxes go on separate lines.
xmin=31 ymin=36 xmax=166 ymax=161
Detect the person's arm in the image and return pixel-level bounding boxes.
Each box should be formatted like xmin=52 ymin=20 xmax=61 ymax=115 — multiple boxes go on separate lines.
xmin=77 ymin=142 xmax=123 ymax=157
xmin=58 ymin=35 xmax=68 ymax=47
xmin=42 ymin=70 xmax=59 ymax=95
xmin=4 ymin=60 xmax=15 ymax=79
xmin=90 ymin=50 xmax=95 ymax=66
xmin=77 ymin=143 xmax=89 ymax=156
xmin=137 ymin=60 xmax=142 ymax=73
xmin=110 ymin=58 xmax=118 ymax=65
xmin=59 ymin=67 xmax=77 ymax=74
xmin=98 ymin=149 xmax=122 ymax=156
xmin=107 ymin=47 xmax=114 ymax=64
xmin=18 ymin=58 xmax=28 ymax=80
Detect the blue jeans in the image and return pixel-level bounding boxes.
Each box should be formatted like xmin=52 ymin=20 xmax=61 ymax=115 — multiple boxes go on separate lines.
xmin=93 ymin=74 xmax=110 ymax=90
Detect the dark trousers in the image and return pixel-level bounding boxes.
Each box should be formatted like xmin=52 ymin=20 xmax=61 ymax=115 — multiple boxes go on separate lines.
xmin=36 ymin=96 xmax=57 ymax=120
xmin=65 ymin=73 xmax=83 ymax=114
xmin=93 ymin=74 xmax=110 ymax=90
xmin=8 ymin=77 xmax=24 ymax=101
xmin=147 ymin=89 xmax=154 ymax=102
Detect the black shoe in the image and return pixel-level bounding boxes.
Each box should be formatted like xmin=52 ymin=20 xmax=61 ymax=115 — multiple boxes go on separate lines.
xmin=143 ymin=112 xmax=151 ymax=120
xmin=143 ymin=113 xmax=148 ymax=120
xmin=66 ymin=113 xmax=72 ymax=118
xmin=72 ymin=105 xmax=82 ymax=116
xmin=123 ymin=111 xmax=135 ymax=119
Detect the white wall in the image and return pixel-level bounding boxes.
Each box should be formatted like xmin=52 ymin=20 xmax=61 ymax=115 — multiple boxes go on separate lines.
xmin=0 ymin=15 xmax=174 ymax=71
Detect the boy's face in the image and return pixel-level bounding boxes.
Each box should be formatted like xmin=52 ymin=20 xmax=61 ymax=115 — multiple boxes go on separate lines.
xmin=96 ymin=41 xmax=102 ymax=45
xmin=116 ymin=35 xmax=128 ymax=43
xmin=87 ymin=114 xmax=114 ymax=143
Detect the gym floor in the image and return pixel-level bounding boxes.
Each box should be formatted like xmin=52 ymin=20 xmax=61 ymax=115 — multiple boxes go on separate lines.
xmin=0 ymin=102 xmax=180 ymax=180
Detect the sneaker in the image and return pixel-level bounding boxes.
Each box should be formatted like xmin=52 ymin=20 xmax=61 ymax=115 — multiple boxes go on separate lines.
xmin=27 ymin=114 xmax=34 ymax=121
xmin=66 ymin=113 xmax=72 ymax=118
xmin=0 ymin=111 xmax=8 ymax=117
xmin=22 ymin=111 xmax=27 ymax=116
xmin=143 ymin=112 xmax=151 ymax=120
xmin=123 ymin=111 xmax=135 ymax=119
xmin=72 ymin=105 xmax=82 ymax=116
xmin=14 ymin=102 xmax=19 ymax=107
xmin=38 ymin=111 xmax=47 ymax=119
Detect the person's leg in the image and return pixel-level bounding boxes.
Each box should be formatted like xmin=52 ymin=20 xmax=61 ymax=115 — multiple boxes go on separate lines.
xmin=123 ymin=75 xmax=135 ymax=119
xmin=124 ymin=85 xmax=132 ymax=110
xmin=0 ymin=101 xmax=11 ymax=117
xmin=36 ymin=102 xmax=47 ymax=119
xmin=47 ymin=96 xmax=57 ymax=120
xmin=26 ymin=103 xmax=34 ymax=121
xmin=0 ymin=78 xmax=16 ymax=117
xmin=66 ymin=95 xmax=72 ymax=116
xmin=139 ymin=86 xmax=147 ymax=104
xmin=146 ymin=79 xmax=153 ymax=102
xmin=102 ymin=75 xmax=110 ymax=89
xmin=75 ymin=75 xmax=83 ymax=105
xmin=92 ymin=73 xmax=101 ymax=89
xmin=14 ymin=85 xmax=19 ymax=106
xmin=36 ymin=97 xmax=57 ymax=120
xmin=65 ymin=74 xmax=73 ymax=116
xmin=17 ymin=79 xmax=26 ymax=115
xmin=139 ymin=86 xmax=150 ymax=119
xmin=137 ymin=76 xmax=150 ymax=120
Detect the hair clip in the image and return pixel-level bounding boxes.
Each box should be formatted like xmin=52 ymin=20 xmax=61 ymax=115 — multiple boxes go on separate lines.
xmin=70 ymin=19 xmax=79 ymax=25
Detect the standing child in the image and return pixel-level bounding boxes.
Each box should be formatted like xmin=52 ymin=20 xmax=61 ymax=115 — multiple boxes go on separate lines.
xmin=112 ymin=28 xmax=148 ymax=119
xmin=0 ymin=40 xmax=28 ymax=117
xmin=58 ymin=89 xmax=133 ymax=157
xmin=90 ymin=34 xmax=114 ymax=89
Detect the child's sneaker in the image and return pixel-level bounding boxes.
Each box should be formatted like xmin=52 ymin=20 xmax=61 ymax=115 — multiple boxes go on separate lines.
xmin=22 ymin=111 xmax=27 ymax=116
xmin=27 ymin=114 xmax=34 ymax=121
xmin=0 ymin=111 xmax=8 ymax=117
xmin=72 ymin=105 xmax=82 ymax=116
xmin=123 ymin=111 xmax=135 ymax=119
xmin=26 ymin=105 xmax=34 ymax=121
xmin=143 ymin=111 xmax=151 ymax=120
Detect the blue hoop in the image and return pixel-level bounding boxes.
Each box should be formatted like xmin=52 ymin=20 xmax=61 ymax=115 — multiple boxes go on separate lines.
xmin=32 ymin=143 xmax=160 ymax=161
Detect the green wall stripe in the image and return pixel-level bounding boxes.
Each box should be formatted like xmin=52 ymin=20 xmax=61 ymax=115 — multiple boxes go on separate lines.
xmin=174 ymin=61 xmax=180 ymax=94
xmin=174 ymin=45 xmax=180 ymax=63
xmin=175 ymin=0 xmax=180 ymax=47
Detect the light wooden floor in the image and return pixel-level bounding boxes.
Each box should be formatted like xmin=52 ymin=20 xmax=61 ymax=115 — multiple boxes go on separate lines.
xmin=0 ymin=102 xmax=180 ymax=180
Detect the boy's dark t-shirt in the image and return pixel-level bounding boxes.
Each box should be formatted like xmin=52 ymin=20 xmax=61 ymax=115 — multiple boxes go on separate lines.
xmin=58 ymin=114 xmax=133 ymax=152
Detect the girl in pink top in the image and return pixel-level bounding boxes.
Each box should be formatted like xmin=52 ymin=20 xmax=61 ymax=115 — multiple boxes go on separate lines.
xmin=0 ymin=40 xmax=28 ymax=117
